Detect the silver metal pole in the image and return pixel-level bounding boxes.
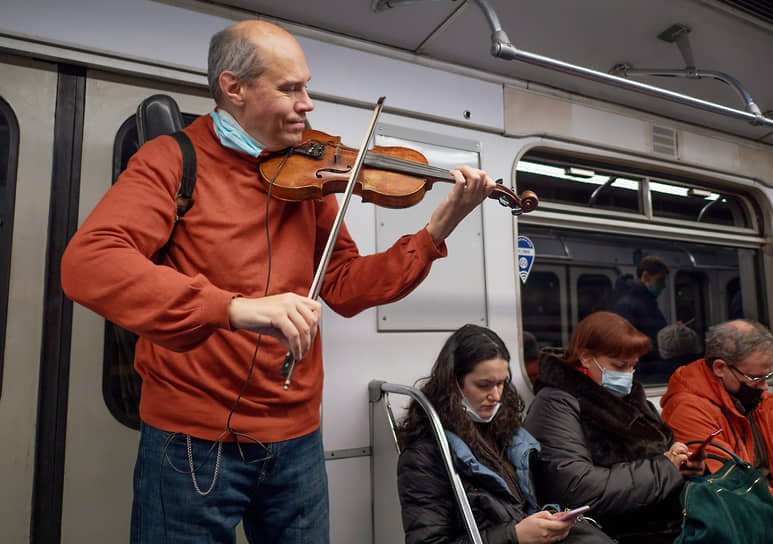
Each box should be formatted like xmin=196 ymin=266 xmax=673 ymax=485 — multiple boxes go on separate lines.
xmin=372 ymin=381 xmax=484 ymax=544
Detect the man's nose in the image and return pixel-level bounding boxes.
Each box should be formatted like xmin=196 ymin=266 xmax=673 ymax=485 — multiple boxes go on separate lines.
xmin=297 ymin=89 xmax=314 ymax=112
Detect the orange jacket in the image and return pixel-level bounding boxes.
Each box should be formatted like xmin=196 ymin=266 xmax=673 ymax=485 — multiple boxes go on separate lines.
xmin=661 ymin=358 xmax=773 ymax=494
xmin=61 ymin=115 xmax=446 ymax=442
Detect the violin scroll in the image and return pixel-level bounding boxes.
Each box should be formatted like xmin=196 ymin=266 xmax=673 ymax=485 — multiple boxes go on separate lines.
xmin=492 ymin=179 xmax=539 ymax=216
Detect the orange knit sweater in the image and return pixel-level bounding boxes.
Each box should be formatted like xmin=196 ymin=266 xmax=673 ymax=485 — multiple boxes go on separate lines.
xmin=61 ymin=115 xmax=446 ymax=442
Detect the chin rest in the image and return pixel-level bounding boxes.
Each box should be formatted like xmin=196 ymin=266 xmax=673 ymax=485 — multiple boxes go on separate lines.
xmin=136 ymin=94 xmax=185 ymax=145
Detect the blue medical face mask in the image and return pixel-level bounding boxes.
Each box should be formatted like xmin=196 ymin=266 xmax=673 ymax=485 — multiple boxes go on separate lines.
xmin=210 ymin=109 xmax=265 ymax=158
xmin=647 ymin=284 xmax=664 ymax=297
xmin=458 ymin=383 xmax=501 ymax=423
xmin=593 ymin=357 xmax=634 ymax=397
xmin=461 ymin=396 xmax=501 ymax=423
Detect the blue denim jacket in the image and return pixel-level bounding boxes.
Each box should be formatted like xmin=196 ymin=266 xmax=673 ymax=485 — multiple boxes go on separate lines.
xmin=445 ymin=427 xmax=541 ymax=514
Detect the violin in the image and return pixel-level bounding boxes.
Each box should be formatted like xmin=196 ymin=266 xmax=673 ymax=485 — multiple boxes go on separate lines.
xmin=259 ymin=129 xmax=538 ymax=215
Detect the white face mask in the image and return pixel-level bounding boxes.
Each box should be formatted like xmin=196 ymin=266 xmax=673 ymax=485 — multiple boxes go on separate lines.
xmin=460 ymin=393 xmax=501 ymax=423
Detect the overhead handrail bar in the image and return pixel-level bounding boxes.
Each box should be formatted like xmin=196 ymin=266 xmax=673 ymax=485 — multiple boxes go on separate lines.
xmin=374 ymin=0 xmax=773 ymax=128
xmin=368 ymin=380 xmax=483 ymax=544
xmin=609 ymin=23 xmax=762 ymax=117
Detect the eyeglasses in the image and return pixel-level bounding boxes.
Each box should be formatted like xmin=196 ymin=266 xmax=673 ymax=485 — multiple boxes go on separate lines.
xmin=729 ymin=365 xmax=773 ymax=384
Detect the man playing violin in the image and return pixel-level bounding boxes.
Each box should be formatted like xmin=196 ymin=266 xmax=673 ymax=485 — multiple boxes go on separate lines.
xmin=61 ymin=19 xmax=495 ymax=544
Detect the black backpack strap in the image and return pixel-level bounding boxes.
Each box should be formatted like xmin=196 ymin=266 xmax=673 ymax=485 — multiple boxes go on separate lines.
xmin=169 ymin=131 xmax=196 ymax=219
xmin=156 ymin=130 xmax=197 ymax=263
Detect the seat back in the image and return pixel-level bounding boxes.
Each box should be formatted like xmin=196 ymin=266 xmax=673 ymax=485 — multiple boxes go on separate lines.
xmin=136 ymin=94 xmax=184 ymax=144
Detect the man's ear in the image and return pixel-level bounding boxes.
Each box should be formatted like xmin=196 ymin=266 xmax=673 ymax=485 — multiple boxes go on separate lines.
xmin=218 ymin=71 xmax=245 ymax=107
xmin=711 ymin=358 xmax=728 ymax=379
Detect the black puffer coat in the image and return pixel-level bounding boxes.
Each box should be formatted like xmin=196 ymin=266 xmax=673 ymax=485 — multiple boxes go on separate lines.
xmin=398 ymin=433 xmax=527 ymax=543
xmin=397 ymin=429 xmax=617 ymax=544
xmin=524 ymin=354 xmax=684 ymax=544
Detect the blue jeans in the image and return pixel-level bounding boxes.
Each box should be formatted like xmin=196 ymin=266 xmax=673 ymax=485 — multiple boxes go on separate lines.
xmin=130 ymin=422 xmax=329 ymax=543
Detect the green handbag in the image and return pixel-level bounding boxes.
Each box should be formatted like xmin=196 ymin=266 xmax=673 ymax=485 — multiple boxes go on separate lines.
xmin=674 ymin=442 xmax=773 ymax=544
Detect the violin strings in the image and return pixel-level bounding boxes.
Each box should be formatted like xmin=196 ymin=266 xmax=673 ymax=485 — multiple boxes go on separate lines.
xmin=363 ymin=151 xmax=454 ymax=180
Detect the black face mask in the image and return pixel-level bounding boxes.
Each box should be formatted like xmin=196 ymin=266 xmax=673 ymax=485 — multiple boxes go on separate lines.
xmin=732 ymin=383 xmax=764 ymax=413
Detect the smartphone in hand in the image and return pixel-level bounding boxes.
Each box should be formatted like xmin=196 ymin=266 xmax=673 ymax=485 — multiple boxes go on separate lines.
xmin=556 ymin=505 xmax=590 ymax=522
xmin=687 ymin=428 xmax=721 ymax=461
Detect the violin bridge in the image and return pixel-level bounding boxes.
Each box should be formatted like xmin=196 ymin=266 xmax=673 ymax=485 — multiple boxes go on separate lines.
xmin=292 ymin=139 xmax=325 ymax=159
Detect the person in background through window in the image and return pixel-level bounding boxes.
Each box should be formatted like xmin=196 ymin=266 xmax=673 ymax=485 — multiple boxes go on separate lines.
xmin=613 ymin=255 xmax=669 ymax=362
xmin=661 ymin=319 xmax=773 ymax=495
xmin=523 ymin=330 xmax=540 ymax=385
xmin=397 ymin=324 xmax=615 ymax=544
xmin=524 ymin=311 xmax=705 ymax=544
xmin=636 ymin=323 xmax=702 ymax=384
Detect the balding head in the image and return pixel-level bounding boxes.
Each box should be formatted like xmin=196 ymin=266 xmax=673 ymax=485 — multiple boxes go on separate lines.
xmin=705 ymin=319 xmax=773 ymax=367
xmin=207 ymin=20 xmax=302 ymax=106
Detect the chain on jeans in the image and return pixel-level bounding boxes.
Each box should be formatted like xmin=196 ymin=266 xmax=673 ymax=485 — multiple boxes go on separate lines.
xmin=186 ymin=435 xmax=223 ymax=496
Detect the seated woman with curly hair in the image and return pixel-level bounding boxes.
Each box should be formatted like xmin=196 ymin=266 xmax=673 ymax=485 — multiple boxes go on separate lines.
xmin=397 ymin=324 xmax=614 ymax=544
xmin=524 ymin=311 xmax=705 ymax=544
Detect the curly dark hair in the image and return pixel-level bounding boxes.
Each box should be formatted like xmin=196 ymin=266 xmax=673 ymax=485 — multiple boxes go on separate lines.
xmin=397 ymin=324 xmax=525 ymax=488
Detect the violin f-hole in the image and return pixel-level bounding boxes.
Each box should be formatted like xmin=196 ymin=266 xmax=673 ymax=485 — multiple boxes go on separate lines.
xmin=316 ymin=166 xmax=353 ymax=178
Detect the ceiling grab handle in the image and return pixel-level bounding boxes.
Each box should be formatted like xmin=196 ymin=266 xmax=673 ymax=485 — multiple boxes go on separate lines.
xmin=371 ymin=0 xmax=772 ymax=128
xmin=610 ymin=23 xmax=762 ymax=118
xmin=469 ymin=0 xmax=772 ymax=127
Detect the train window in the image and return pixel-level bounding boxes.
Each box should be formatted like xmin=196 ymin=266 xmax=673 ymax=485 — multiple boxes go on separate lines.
xmin=0 ymin=98 xmax=19 ymax=397
xmin=516 ymin=150 xmax=757 ymax=234
xmin=522 ymin=269 xmax=565 ymax=351
xmin=650 ymin=180 xmax=750 ymax=228
xmin=518 ymin=220 xmax=764 ymax=387
xmin=104 ymin=111 xmax=197 ymax=429
xmin=517 ymin=159 xmax=642 ymax=213
xmin=576 ymin=273 xmax=613 ymax=321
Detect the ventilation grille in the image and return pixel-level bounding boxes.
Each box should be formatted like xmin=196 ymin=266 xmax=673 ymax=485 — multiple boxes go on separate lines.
xmin=719 ymin=1 xmax=773 ymax=25
xmin=652 ymin=125 xmax=678 ymax=158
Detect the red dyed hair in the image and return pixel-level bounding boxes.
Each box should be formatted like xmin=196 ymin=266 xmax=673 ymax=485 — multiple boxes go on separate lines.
xmin=563 ymin=311 xmax=651 ymax=365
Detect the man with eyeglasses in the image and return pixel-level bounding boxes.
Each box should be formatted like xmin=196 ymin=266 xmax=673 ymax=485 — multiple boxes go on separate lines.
xmin=661 ymin=319 xmax=773 ymax=494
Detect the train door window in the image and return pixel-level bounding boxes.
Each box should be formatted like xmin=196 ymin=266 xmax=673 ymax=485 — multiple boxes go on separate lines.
xmin=103 ymin=111 xmax=197 ymax=429
xmin=522 ymin=266 xmax=567 ymax=353
xmin=673 ymin=270 xmax=708 ymax=340
xmin=0 ymin=97 xmax=19 ymax=396
xmin=726 ymin=277 xmax=742 ymax=319
xmin=574 ymin=271 xmax=614 ymax=323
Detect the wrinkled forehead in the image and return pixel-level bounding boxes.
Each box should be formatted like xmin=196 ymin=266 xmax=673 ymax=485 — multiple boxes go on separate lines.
xmin=736 ymin=348 xmax=773 ymax=374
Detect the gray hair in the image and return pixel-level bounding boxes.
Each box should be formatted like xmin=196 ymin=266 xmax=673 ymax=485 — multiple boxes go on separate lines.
xmin=705 ymin=319 xmax=773 ymax=367
xmin=207 ymin=26 xmax=266 ymax=105
xmin=657 ymin=324 xmax=701 ymax=360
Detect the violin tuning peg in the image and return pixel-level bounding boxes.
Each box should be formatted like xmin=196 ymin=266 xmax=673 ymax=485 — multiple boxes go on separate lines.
xmin=511 ymin=207 xmax=523 ymax=216
xmin=495 ymin=178 xmax=504 ymax=184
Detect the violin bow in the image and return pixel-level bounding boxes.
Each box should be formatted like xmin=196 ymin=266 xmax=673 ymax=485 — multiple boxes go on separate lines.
xmin=280 ymin=97 xmax=387 ymax=390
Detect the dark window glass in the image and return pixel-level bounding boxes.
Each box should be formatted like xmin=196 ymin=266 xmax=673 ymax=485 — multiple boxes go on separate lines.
xmin=650 ymin=180 xmax=749 ymax=228
xmin=522 ymin=270 xmax=563 ymax=351
xmin=104 ymin=111 xmax=197 ymax=429
xmin=673 ymin=270 xmax=708 ymax=340
xmin=727 ymin=277 xmax=742 ymax=320
xmin=577 ymin=273 xmax=613 ymax=321
xmin=0 ymin=98 xmax=19 ymax=399
xmin=519 ymin=224 xmax=763 ymax=388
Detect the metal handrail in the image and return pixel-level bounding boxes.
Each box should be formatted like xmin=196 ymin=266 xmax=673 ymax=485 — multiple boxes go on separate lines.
xmin=368 ymin=380 xmax=483 ymax=544
xmin=375 ymin=0 xmax=773 ymax=128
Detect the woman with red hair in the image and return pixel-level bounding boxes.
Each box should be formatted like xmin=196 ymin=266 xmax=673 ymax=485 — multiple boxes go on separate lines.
xmin=524 ymin=311 xmax=704 ymax=544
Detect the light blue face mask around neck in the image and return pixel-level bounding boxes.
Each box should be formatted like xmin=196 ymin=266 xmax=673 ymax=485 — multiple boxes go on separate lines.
xmin=461 ymin=396 xmax=502 ymax=423
xmin=210 ymin=109 xmax=265 ymax=158
xmin=593 ymin=357 xmax=634 ymax=397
